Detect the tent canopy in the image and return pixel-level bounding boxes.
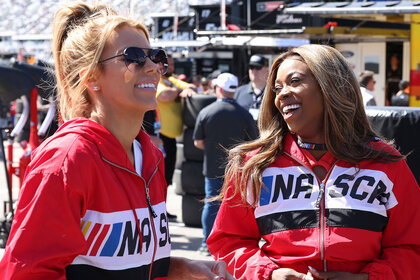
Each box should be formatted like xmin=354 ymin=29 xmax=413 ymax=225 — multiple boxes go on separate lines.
xmin=0 ymin=65 xmax=35 ymax=104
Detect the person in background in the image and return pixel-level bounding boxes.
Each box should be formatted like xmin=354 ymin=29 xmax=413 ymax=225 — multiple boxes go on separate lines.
xmin=207 ymin=44 xmax=420 ymax=280
xmin=358 ymin=70 xmax=377 ymax=106
xmin=142 ymin=110 xmax=164 ymax=151
xmin=192 ymin=75 xmax=203 ymax=92
xmin=390 ymin=80 xmax=410 ymax=106
xmin=193 ymin=73 xmax=258 ymax=256
xmin=0 ymin=2 xmax=234 ymax=279
xmin=235 ymin=54 xmax=270 ymax=121
xmin=386 ymin=54 xmax=402 ymax=105
xmin=156 ymin=54 xmax=196 ymax=220
xmin=178 ymin=73 xmax=187 ymax=82
xmin=205 ymin=69 xmax=222 ymax=96
xmin=200 ymin=76 xmax=214 ymax=95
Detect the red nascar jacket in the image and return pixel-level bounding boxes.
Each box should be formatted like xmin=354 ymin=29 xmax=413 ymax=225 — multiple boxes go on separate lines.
xmin=207 ymin=133 xmax=420 ymax=280
xmin=0 ymin=118 xmax=171 ymax=280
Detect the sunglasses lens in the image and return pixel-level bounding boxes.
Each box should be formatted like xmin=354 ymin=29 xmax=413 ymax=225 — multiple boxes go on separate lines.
xmin=250 ymin=65 xmax=262 ymax=70
xmin=124 ymin=47 xmax=147 ymax=72
xmin=124 ymin=47 xmax=167 ymax=75
xmin=150 ymin=49 xmax=168 ymax=75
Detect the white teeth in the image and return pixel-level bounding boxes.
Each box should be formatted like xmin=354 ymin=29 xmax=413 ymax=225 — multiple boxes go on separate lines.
xmin=135 ymin=83 xmax=155 ymax=89
xmin=283 ymin=104 xmax=301 ymax=113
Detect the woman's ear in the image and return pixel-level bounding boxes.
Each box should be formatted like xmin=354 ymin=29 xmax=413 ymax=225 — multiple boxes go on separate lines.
xmin=80 ymin=67 xmax=101 ymax=93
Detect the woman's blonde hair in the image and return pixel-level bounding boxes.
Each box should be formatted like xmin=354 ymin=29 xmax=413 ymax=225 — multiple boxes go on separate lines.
xmin=221 ymin=44 xmax=403 ymax=206
xmin=52 ymin=1 xmax=149 ymax=121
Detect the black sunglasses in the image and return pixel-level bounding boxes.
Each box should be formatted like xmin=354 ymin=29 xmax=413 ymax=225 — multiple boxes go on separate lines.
xmin=249 ymin=65 xmax=263 ymax=70
xmin=99 ymin=47 xmax=168 ymax=75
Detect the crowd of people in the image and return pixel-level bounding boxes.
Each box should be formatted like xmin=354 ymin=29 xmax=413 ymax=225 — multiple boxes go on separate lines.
xmin=0 ymin=1 xmax=419 ymax=280
xmin=160 ymin=54 xmax=410 ymax=109
xmin=0 ymin=0 xmax=186 ymax=36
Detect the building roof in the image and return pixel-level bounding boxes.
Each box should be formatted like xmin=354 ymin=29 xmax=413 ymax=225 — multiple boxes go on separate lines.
xmin=284 ymin=1 xmax=420 ymax=16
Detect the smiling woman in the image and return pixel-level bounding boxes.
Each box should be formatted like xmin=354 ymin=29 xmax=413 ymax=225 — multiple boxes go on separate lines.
xmin=88 ymin=25 xmax=163 ymax=137
xmin=273 ymin=57 xmax=324 ymax=148
xmin=0 ymin=2 xmax=234 ymax=280
xmin=206 ymin=44 xmax=420 ymax=280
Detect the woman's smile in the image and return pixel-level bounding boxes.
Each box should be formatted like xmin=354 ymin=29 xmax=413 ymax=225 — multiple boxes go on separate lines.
xmin=281 ymin=103 xmax=302 ymax=119
xmin=134 ymin=82 xmax=156 ymax=89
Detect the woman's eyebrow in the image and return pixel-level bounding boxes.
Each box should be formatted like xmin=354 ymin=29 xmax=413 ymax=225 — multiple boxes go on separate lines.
xmin=275 ymin=71 xmax=304 ymax=84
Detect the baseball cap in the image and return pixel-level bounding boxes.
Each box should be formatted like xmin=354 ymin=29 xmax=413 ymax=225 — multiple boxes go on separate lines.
xmin=178 ymin=73 xmax=187 ymax=81
xmin=200 ymin=77 xmax=209 ymax=85
xmin=215 ymin=73 xmax=238 ymax=93
xmin=208 ymin=69 xmax=222 ymax=80
xmin=249 ymin=55 xmax=269 ymax=68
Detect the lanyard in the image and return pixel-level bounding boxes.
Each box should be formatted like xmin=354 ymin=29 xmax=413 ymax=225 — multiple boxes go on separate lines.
xmin=219 ymin=98 xmax=237 ymax=104
xmin=250 ymin=84 xmax=264 ymax=109
xmin=153 ymin=110 xmax=161 ymax=136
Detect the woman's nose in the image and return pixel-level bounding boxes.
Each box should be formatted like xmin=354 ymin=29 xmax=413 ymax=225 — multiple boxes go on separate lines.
xmin=143 ymin=57 xmax=160 ymax=74
xmin=278 ymin=86 xmax=290 ymax=99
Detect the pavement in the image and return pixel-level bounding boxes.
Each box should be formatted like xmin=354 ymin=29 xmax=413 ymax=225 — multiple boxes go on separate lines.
xmin=0 ymin=141 xmax=212 ymax=262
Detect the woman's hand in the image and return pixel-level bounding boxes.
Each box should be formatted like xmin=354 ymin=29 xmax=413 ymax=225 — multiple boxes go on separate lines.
xmin=168 ymin=257 xmax=235 ymax=280
xmin=270 ymin=268 xmax=314 ymax=280
xmin=179 ymin=86 xmax=197 ymax=98
xmin=308 ymin=266 xmax=369 ymax=280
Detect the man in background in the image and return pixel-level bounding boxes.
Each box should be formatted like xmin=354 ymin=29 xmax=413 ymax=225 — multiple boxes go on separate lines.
xmin=193 ymin=73 xmax=258 ymax=255
xmin=390 ymin=80 xmax=410 ymax=106
xmin=235 ymin=54 xmax=269 ymax=121
xmin=359 ymin=70 xmax=377 ymax=106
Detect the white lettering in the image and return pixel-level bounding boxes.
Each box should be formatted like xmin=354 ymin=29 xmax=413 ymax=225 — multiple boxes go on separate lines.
xmin=276 ymin=14 xmax=303 ymax=24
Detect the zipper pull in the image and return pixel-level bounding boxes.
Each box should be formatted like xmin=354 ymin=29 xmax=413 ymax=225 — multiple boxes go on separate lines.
xmin=315 ymin=183 xmax=325 ymax=208
xmin=145 ymin=187 xmax=158 ymax=218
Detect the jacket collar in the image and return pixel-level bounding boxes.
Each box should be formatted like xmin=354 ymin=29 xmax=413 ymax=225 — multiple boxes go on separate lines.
xmin=283 ymin=132 xmax=337 ymax=170
xmin=283 ymin=132 xmax=313 ymax=168
xmin=50 ymin=118 xmax=162 ymax=177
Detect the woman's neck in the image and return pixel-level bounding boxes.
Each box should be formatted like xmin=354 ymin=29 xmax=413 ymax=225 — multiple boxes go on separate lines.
xmin=90 ymin=111 xmax=143 ymax=165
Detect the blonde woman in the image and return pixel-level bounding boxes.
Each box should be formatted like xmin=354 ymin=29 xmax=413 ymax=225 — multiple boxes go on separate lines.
xmin=207 ymin=44 xmax=420 ymax=280
xmin=0 ymin=2 xmax=233 ymax=280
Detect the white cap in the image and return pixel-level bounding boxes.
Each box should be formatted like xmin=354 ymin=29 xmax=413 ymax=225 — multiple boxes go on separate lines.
xmin=215 ymin=73 xmax=238 ymax=93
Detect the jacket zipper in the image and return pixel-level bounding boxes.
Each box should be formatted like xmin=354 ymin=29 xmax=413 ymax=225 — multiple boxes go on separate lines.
xmin=318 ymin=182 xmax=326 ymax=272
xmin=102 ymin=157 xmax=159 ymax=218
xmin=284 ymin=152 xmax=337 ymax=272
xmin=140 ymin=170 xmax=159 ymax=280
xmin=102 ymin=157 xmax=160 ymax=280
xmin=147 ymin=205 xmax=159 ymax=280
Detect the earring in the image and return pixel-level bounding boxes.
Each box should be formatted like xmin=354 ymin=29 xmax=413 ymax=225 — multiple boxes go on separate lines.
xmin=93 ymin=86 xmax=100 ymax=91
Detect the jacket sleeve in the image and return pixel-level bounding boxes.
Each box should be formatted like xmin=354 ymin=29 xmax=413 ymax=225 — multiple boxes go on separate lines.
xmin=360 ymin=160 xmax=420 ymax=279
xmin=0 ymin=169 xmax=87 ymax=280
xmin=206 ymin=185 xmax=280 ymax=280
